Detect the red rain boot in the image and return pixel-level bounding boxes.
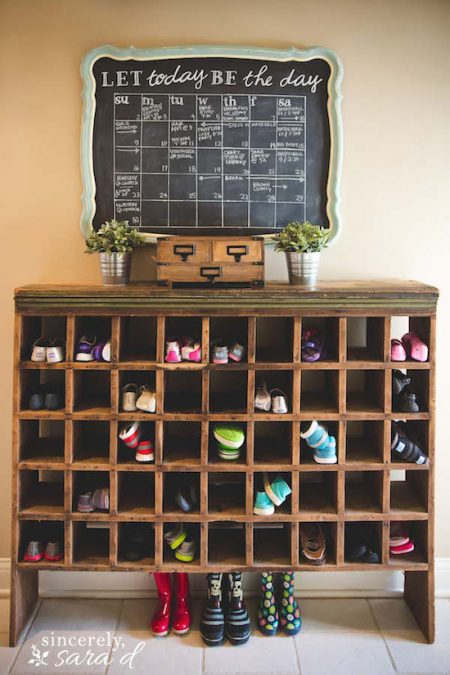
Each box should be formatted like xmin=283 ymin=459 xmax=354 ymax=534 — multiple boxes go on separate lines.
xmin=172 ymin=572 xmax=191 ymax=635
xmin=151 ymin=572 xmax=171 ymax=637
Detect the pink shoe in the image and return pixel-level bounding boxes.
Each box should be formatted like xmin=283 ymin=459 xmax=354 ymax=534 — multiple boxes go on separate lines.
xmin=402 ymin=332 xmax=428 ymax=362
xmin=119 ymin=421 xmax=141 ymax=449
xmin=390 ymin=540 xmax=415 ymax=555
xmin=180 ymin=337 xmax=201 ymax=362
xmin=391 ymin=339 xmax=406 ymax=361
xmin=165 ymin=340 xmax=181 ymax=363
xmin=390 ymin=524 xmax=410 ymax=547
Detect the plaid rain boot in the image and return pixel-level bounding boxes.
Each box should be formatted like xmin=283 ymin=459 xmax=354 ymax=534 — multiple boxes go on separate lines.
xmin=257 ymin=572 xmax=279 ymax=636
xmin=279 ymin=571 xmax=302 ymax=636
xmin=200 ymin=573 xmax=225 ymax=646
xmin=224 ymin=572 xmax=251 ymax=645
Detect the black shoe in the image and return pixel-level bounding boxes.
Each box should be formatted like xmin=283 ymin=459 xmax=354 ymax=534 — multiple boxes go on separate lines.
xmin=396 ymin=391 xmax=420 ymax=413
xmin=224 ymin=572 xmax=251 ymax=645
xmin=391 ymin=422 xmax=428 ymax=464
xmin=200 ymin=573 xmax=225 ymax=646
xmin=345 ymin=524 xmax=379 ymax=564
xmin=392 ymin=370 xmax=411 ymax=396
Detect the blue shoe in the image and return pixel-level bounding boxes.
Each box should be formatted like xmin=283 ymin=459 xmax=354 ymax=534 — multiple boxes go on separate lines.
xmin=312 ymin=435 xmax=337 ymax=464
xmin=264 ymin=473 xmax=292 ymax=506
xmin=29 ymin=393 xmax=45 ymax=410
xmin=300 ymin=420 xmax=329 ymax=450
xmin=254 ymin=491 xmax=275 ymax=515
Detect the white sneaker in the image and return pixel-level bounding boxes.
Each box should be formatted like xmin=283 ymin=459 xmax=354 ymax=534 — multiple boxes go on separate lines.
xmin=102 ymin=340 xmax=111 ymax=362
xmin=122 ymin=383 xmax=138 ymax=412
xmin=31 ymin=338 xmax=48 ymax=362
xmin=255 ymin=382 xmax=271 ymax=411
xmin=47 ymin=339 xmax=65 ymax=363
xmin=271 ymin=389 xmax=288 ymax=414
xmin=136 ymin=386 xmax=156 ymax=413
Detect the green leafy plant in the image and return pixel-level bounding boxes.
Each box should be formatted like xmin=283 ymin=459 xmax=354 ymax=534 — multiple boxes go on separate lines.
xmin=85 ymin=220 xmax=145 ymax=255
xmin=273 ymin=221 xmax=330 ymax=253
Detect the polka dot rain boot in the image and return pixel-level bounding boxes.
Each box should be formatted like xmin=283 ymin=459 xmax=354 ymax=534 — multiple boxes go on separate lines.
xmin=257 ymin=572 xmax=279 ymax=636
xmin=279 ymin=571 xmax=302 ymax=636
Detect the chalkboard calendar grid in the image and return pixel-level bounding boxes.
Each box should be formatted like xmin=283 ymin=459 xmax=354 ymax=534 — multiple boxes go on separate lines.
xmin=113 ymin=93 xmax=307 ymax=229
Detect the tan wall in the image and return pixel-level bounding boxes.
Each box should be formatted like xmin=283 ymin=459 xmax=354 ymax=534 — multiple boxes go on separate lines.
xmin=0 ymin=0 xmax=449 ymax=559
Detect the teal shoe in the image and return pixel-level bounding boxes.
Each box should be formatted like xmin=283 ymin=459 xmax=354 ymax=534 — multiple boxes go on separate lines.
xmin=301 ymin=420 xmax=329 ymax=450
xmin=279 ymin=571 xmax=302 ymax=636
xmin=213 ymin=424 xmax=245 ymax=449
xmin=254 ymin=491 xmax=275 ymax=516
xmin=264 ymin=473 xmax=292 ymax=507
xmin=313 ymin=435 xmax=337 ymax=464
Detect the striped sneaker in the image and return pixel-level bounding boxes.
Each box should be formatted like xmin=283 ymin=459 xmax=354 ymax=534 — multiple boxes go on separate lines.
xmin=224 ymin=572 xmax=251 ymax=645
xmin=200 ymin=573 xmax=225 ymax=647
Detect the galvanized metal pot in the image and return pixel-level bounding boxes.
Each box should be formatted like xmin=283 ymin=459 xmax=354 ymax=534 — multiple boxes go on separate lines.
xmin=285 ymin=251 xmax=321 ymax=288
xmin=99 ymin=252 xmax=131 ymax=286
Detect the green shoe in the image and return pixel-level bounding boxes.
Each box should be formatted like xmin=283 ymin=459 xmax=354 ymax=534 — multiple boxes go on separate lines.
xmin=213 ymin=424 xmax=245 ymax=449
xmin=254 ymin=491 xmax=275 ymax=516
xmin=264 ymin=473 xmax=292 ymax=506
xmin=216 ymin=442 xmax=241 ymax=461
xmin=257 ymin=572 xmax=279 ymax=636
xmin=279 ymin=571 xmax=302 ymax=636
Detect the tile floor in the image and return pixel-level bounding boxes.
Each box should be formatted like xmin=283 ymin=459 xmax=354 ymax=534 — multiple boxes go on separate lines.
xmin=0 ymin=596 xmax=449 ymax=674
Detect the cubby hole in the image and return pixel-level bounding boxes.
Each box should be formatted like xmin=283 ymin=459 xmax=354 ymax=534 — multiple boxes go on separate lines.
xmin=208 ymin=522 xmax=246 ymax=566
xmin=344 ymin=522 xmax=382 ymax=564
xmin=74 ymin=316 xmax=112 ymax=359
xmin=163 ymin=472 xmax=200 ymax=515
xmin=119 ymin=370 xmax=156 ymax=412
xmin=208 ymin=423 xmax=247 ymax=465
xmin=21 ymin=315 xmax=67 ymax=362
xmin=345 ymin=471 xmax=383 ymax=515
xmin=118 ymin=522 xmax=155 ymax=566
xmin=72 ymin=471 xmax=110 ymax=513
xmin=346 ymin=370 xmax=385 ymax=412
xmin=19 ymin=420 xmax=65 ymax=463
xmin=164 ymin=371 xmax=202 ymax=413
xmin=164 ymin=317 xmax=202 ymax=358
xmin=254 ymin=421 xmax=292 ymax=465
xmin=300 ymin=421 xmax=338 ymax=465
xmin=300 ymin=370 xmax=339 ymax=413
xmin=254 ymin=370 xmax=293 ymax=414
xmin=254 ymin=472 xmax=292 ymax=514
xmin=391 ymin=368 xmax=429 ymax=413
xmin=299 ymin=472 xmax=338 ymax=515
xmin=256 ymin=317 xmax=293 ymax=362
xmin=162 ymin=422 xmax=201 ymax=466
xmin=346 ymin=421 xmax=384 ymax=465
xmin=19 ymin=470 xmax=64 ymax=515
xmin=72 ymin=421 xmax=110 ymax=464
xmin=389 ymin=520 xmax=428 ymax=565
xmin=163 ymin=523 xmax=200 ymax=565
xmin=208 ymin=473 xmax=246 ymax=515
xmin=346 ymin=317 xmax=385 ymax=361
xmin=73 ymin=370 xmax=111 ymax=412
xmin=391 ymin=420 xmax=429 ymax=464
xmin=20 ymin=369 xmax=65 ymax=411
xmin=119 ymin=316 xmax=157 ymax=362
xmin=118 ymin=472 xmax=155 ymax=516
xmin=390 ymin=470 xmax=428 ymax=515
xmin=209 ymin=370 xmax=247 ymax=413
xmin=118 ymin=420 xmax=155 ymax=464
xmin=390 ymin=316 xmax=430 ymax=363
xmin=301 ymin=317 xmax=339 ymax=362
xmin=18 ymin=520 xmax=65 ymax=563
xmin=254 ymin=523 xmax=292 ymax=566
xmin=72 ymin=521 xmax=110 ymax=565
xmin=300 ymin=522 xmax=337 ymax=566
xmin=209 ymin=317 xmax=248 ymax=363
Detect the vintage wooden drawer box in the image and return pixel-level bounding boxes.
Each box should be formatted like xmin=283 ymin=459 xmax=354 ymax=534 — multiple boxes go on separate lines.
xmin=156 ymin=236 xmax=265 ymax=287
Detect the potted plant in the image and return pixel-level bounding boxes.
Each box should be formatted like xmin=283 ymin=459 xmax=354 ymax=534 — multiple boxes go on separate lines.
xmin=85 ymin=219 xmax=145 ymax=285
xmin=272 ymin=221 xmax=330 ymax=288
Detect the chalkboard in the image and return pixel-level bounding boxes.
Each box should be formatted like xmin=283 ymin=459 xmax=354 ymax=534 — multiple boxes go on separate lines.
xmin=81 ymin=46 xmax=343 ymax=239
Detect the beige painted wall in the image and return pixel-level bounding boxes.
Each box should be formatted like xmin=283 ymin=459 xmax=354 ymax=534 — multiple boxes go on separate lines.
xmin=0 ymin=0 xmax=449 ymax=561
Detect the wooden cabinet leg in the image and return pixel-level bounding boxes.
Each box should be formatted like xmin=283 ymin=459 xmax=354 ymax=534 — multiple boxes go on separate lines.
xmin=404 ymin=569 xmax=435 ymax=643
xmin=9 ymin=567 xmax=39 ymax=647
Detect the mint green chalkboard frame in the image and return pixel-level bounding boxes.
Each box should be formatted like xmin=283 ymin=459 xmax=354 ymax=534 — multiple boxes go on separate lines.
xmin=80 ymin=45 xmax=343 ymax=243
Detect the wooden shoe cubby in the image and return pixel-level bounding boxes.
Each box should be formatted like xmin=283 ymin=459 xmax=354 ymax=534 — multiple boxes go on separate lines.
xmin=11 ymin=281 xmax=437 ymax=644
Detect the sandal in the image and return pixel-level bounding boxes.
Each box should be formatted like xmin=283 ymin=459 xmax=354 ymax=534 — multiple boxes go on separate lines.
xmin=302 ymin=329 xmax=326 ymax=362
xmin=122 ymin=383 xmax=138 ymax=412
xmin=402 ymin=332 xmax=428 ymax=362
xmin=391 ymin=422 xmax=428 ymax=464
xmin=391 ymin=339 xmax=406 ymax=362
xmin=270 ymin=388 xmax=288 ymax=414
xmin=255 ymin=382 xmax=271 ymax=412
xmin=136 ymin=386 xmax=156 ymax=413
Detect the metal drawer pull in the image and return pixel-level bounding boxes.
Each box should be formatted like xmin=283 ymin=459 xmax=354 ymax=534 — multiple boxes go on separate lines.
xmin=226 ymin=245 xmax=248 ymax=262
xmin=200 ymin=266 xmax=222 ymax=281
xmin=173 ymin=244 xmax=195 ymax=262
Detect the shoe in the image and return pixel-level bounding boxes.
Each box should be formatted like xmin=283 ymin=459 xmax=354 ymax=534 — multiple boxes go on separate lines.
xmin=31 ymin=338 xmax=49 ymax=362
xmin=228 ymin=343 xmax=245 ymax=363
xmin=345 ymin=525 xmax=380 ymax=564
xmin=174 ymin=536 xmax=196 ymax=562
xmin=212 ymin=344 xmax=229 ymax=364
xmin=392 ymin=370 xmax=411 ymax=396
xmin=44 ymin=541 xmax=63 ymax=562
xmin=402 ymin=332 xmax=428 ymax=362
xmin=135 ymin=439 xmax=154 ymax=462
xmin=78 ymin=492 xmax=94 ymax=513
xmin=135 ymin=386 xmax=156 ymax=413
xmin=91 ymin=488 xmax=109 ymax=510
xmin=119 ymin=421 xmax=141 ymax=449
xmin=390 ymin=523 xmax=410 ymax=547
xmin=313 ymin=435 xmax=337 ymax=464
xmin=213 ymin=424 xmax=245 ymax=449
xmin=164 ymin=523 xmax=186 ymax=550
xmin=301 ymin=421 xmax=337 ymax=464
xmin=391 ymin=338 xmax=407 ymax=361
xmin=102 ymin=340 xmax=111 ymax=362
xmin=390 ymin=540 xmax=415 ymax=555
xmin=172 ymin=572 xmax=191 ymax=635
xmin=396 ymin=391 xmax=420 ymax=413
xmin=44 ymin=391 xmax=63 ymax=410
xmin=75 ymin=336 xmax=96 ymax=361
xmin=255 ymin=382 xmax=271 ymax=411
xmin=46 ymin=338 xmax=65 ymax=363
xmin=165 ymin=339 xmax=181 ymax=363
xmin=216 ymin=442 xmax=241 ymax=461
xmin=200 ymin=573 xmax=225 ymax=646
xmin=302 ymin=328 xmax=326 ymax=362
xmin=93 ymin=340 xmax=110 ymax=362
xmin=257 ymin=572 xmax=279 ymax=636
xmin=224 ymin=573 xmax=251 ymax=645
xmin=24 ymin=541 xmax=44 ymax=562
xmin=254 ymin=491 xmax=275 ymax=515
xmin=175 ymin=483 xmax=198 ymax=513
xmin=180 ymin=337 xmax=201 ymax=362
xmin=300 ymin=524 xmax=326 ymax=566
xmin=122 ymin=383 xmax=138 ymax=412
xmin=270 ymin=388 xmax=288 ymax=414
xmin=264 ymin=473 xmax=292 ymax=506
xmin=124 ymin=530 xmax=147 ymax=562
xmin=29 ymin=392 xmax=45 ymax=411
xmin=151 ymin=572 xmax=171 ymax=637
xmin=279 ymin=571 xmax=302 ymax=636
xmin=391 ymin=422 xmax=428 ymax=464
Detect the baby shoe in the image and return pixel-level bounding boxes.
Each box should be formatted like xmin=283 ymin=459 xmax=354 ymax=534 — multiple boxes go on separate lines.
xmin=228 ymin=343 xmax=245 ymax=363
xmin=119 ymin=421 xmax=141 ymax=449
xmin=213 ymin=344 xmax=229 ymax=364
xmin=75 ymin=336 xmax=96 ymax=362
xmin=122 ymin=383 xmax=138 ymax=412
xmin=180 ymin=337 xmax=201 ymax=362
xmin=165 ymin=339 xmax=181 ymax=363
xmin=135 ymin=439 xmax=154 ymax=463
xmin=135 ymin=386 xmax=156 ymax=413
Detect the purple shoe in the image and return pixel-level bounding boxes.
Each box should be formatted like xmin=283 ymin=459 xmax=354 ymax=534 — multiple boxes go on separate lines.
xmin=93 ymin=340 xmax=111 ymax=362
xmin=75 ymin=336 xmax=96 ymax=362
xmin=302 ymin=329 xmax=326 ymax=362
